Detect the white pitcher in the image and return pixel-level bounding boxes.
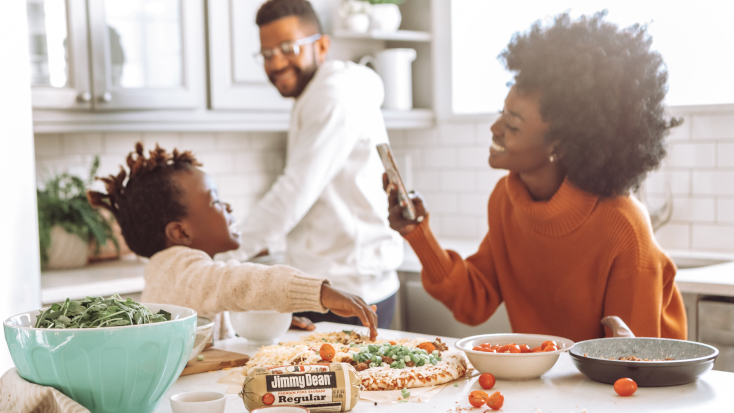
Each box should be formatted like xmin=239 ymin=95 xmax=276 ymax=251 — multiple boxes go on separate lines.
xmin=359 ymin=48 xmax=417 ymax=111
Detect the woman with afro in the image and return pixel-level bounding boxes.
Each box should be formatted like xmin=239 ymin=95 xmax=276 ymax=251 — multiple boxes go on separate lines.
xmin=385 ymin=12 xmax=686 ymax=341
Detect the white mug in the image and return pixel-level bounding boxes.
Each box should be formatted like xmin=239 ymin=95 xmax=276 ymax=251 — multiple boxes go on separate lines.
xmin=170 ymin=391 xmax=226 ymax=413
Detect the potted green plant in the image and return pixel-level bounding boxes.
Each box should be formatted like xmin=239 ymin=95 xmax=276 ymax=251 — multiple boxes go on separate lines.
xmin=340 ymin=0 xmax=371 ymax=33
xmin=37 ymin=156 xmax=118 ymax=270
xmin=367 ymin=0 xmax=404 ymax=32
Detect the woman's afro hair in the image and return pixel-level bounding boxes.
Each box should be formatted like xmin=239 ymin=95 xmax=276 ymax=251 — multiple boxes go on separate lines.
xmin=499 ymin=11 xmax=682 ymax=198
xmin=87 ymin=142 xmax=201 ymax=258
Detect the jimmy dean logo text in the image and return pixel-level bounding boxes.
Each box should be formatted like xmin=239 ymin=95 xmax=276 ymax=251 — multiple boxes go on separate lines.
xmin=266 ymin=372 xmax=337 ymax=392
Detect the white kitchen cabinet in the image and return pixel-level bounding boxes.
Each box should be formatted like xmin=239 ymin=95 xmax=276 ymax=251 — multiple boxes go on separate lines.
xmin=208 ymin=0 xmax=292 ymax=110
xmin=27 ymin=0 xmax=206 ymax=110
xmin=27 ymin=0 xmax=92 ymax=109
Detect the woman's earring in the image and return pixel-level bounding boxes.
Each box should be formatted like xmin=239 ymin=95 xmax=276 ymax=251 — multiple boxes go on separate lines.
xmin=549 ymin=154 xmax=556 ymax=163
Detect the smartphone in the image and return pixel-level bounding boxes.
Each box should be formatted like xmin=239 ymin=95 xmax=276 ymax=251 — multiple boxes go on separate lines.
xmin=376 ymin=143 xmax=417 ymax=220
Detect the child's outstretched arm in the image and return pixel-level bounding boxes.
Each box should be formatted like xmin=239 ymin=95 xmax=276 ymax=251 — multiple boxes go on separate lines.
xmin=320 ymin=283 xmax=378 ymax=341
xmin=142 ymin=246 xmax=378 ymax=340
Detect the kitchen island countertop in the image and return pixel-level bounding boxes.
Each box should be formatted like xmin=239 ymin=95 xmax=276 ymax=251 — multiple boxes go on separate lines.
xmin=155 ymin=322 xmax=734 ymax=413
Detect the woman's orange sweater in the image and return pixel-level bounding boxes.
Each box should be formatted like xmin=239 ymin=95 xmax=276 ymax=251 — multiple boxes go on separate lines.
xmin=405 ymin=172 xmax=687 ymax=342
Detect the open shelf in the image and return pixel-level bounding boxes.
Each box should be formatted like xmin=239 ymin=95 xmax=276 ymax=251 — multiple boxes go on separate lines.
xmin=333 ymin=29 xmax=432 ymax=42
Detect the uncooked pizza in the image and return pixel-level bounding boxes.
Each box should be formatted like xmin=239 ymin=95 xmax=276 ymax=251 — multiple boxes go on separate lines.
xmin=244 ymin=330 xmax=468 ymax=390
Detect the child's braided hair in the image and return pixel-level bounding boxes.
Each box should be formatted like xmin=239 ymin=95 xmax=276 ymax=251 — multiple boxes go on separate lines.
xmin=87 ymin=142 xmax=202 ymax=258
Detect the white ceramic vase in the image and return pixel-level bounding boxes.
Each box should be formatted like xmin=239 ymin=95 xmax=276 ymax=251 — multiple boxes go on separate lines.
xmin=370 ymin=3 xmax=401 ymax=32
xmin=344 ymin=13 xmax=370 ymax=33
xmin=46 ymin=225 xmax=88 ymax=269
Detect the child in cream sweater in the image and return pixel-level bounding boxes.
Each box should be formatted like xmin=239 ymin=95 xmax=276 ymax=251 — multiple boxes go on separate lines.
xmin=87 ymin=143 xmax=378 ymax=340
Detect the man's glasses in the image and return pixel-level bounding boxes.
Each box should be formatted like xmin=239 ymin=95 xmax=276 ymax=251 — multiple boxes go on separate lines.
xmin=254 ymin=33 xmax=322 ymax=64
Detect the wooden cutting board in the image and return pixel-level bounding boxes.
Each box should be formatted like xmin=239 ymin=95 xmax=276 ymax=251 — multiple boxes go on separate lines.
xmin=181 ymin=348 xmax=250 ymax=376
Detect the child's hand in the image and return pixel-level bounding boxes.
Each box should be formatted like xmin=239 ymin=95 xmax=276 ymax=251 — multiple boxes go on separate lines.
xmin=291 ymin=316 xmax=316 ymax=331
xmin=320 ymin=284 xmax=378 ymax=341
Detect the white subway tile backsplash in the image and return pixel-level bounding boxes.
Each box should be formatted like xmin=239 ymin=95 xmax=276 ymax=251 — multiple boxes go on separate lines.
xmin=217 ymin=132 xmax=251 ymax=150
xmin=143 ymin=132 xmax=181 ymax=151
xmin=670 ymin=197 xmax=716 ymax=222
xmin=667 ymin=143 xmax=716 ymax=168
xmin=104 ymin=132 xmax=143 ymax=154
xmin=198 ymin=153 xmax=235 ymax=175
xmin=181 ymin=132 xmax=217 ymax=153
xmin=250 ymin=132 xmax=287 ymax=150
xmin=475 ymin=121 xmax=495 ymax=145
xmin=96 ymin=155 xmax=128 ymax=178
xmin=413 ymin=170 xmax=441 ymax=192
xmin=440 ymin=216 xmax=480 ymax=238
xmin=666 ymin=118 xmax=691 ymax=141
xmin=217 ymin=174 xmax=250 ymax=197
xmin=458 ymin=146 xmax=490 ymax=169
xmin=718 ymin=199 xmax=734 ymax=224
xmin=439 ymin=122 xmax=475 ymax=144
xmin=61 ymin=134 xmax=103 ymax=155
xmin=441 ymin=171 xmax=476 ymax=192
xmin=405 ymin=128 xmax=439 ymax=146
xmin=718 ymin=143 xmax=734 ymax=168
xmin=692 ymin=171 xmax=734 ymax=196
xmin=234 ymin=152 xmax=276 ymax=174
xmin=35 ymin=155 xmax=86 ymax=183
xmin=34 ymin=134 xmax=61 ymax=157
xmin=692 ymin=115 xmax=734 ymax=140
xmin=654 ymin=223 xmax=690 ymax=250
xmin=692 ymin=224 xmax=734 ymax=251
xmin=460 ymin=193 xmax=489 ymax=216
xmin=424 ymin=147 xmax=457 ymax=168
xmin=644 ymin=170 xmax=691 ymax=195
xmin=421 ymin=192 xmax=458 ymax=214
xmin=476 ymin=169 xmax=509 ymax=191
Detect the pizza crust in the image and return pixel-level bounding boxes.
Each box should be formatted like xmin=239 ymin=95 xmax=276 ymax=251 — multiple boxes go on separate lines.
xmin=243 ymin=336 xmax=468 ymax=390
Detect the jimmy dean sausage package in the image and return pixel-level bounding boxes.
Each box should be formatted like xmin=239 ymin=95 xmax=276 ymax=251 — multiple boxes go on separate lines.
xmin=240 ymin=363 xmax=361 ymax=412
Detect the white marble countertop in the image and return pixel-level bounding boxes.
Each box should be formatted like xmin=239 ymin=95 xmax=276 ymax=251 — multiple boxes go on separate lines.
xmin=155 ymin=322 xmax=734 ymax=413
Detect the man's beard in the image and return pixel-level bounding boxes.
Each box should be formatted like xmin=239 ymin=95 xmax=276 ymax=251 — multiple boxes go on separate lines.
xmin=269 ymin=62 xmax=318 ymax=98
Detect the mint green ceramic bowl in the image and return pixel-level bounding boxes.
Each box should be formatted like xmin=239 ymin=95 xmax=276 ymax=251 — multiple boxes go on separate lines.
xmin=3 ymin=303 xmax=196 ymax=413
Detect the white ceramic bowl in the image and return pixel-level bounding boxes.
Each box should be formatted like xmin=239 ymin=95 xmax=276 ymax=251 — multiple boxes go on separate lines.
xmin=455 ymin=333 xmax=575 ymax=380
xmin=188 ymin=316 xmax=215 ymax=361
xmin=170 ymin=391 xmax=225 ymax=413
xmin=229 ymin=310 xmax=292 ymax=345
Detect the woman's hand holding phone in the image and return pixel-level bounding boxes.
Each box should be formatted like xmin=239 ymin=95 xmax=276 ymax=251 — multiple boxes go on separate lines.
xmin=383 ymin=173 xmax=428 ymax=237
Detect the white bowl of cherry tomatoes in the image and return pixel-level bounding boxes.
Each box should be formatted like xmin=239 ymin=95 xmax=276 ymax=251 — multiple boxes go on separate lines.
xmin=455 ymin=333 xmax=575 ymax=380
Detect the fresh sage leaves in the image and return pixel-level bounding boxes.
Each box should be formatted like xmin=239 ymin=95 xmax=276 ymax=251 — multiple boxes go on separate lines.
xmin=34 ymin=294 xmax=171 ymax=329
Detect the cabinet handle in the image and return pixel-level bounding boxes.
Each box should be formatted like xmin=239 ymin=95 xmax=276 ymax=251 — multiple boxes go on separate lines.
xmin=98 ymin=92 xmax=112 ymax=103
xmin=76 ymin=92 xmax=91 ymax=102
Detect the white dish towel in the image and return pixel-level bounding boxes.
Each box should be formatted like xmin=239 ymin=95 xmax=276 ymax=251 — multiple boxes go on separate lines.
xmin=0 ymin=368 xmax=89 ymax=413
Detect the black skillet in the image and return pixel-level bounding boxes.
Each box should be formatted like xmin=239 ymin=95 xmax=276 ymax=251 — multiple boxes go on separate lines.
xmin=569 ymin=316 xmax=719 ymax=387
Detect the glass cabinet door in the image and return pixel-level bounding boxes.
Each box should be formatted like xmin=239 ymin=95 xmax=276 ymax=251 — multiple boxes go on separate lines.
xmin=87 ymin=0 xmax=204 ymax=110
xmin=27 ymin=0 xmax=92 ymax=109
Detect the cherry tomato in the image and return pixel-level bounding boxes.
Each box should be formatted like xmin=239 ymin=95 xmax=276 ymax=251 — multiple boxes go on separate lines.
xmin=519 ymin=344 xmax=532 ymax=353
xmin=262 ymin=393 xmax=275 ymax=405
xmin=319 ymin=344 xmax=335 ymax=361
xmin=543 ymin=345 xmax=558 ymax=352
xmin=498 ymin=344 xmax=521 ymax=353
xmin=541 ymin=340 xmax=557 ymax=350
xmin=487 ymin=391 xmax=504 ymax=410
xmin=614 ymin=378 xmax=638 ymax=396
xmin=388 ymin=341 xmax=397 ymax=345
xmin=531 ymin=346 xmax=543 ymax=353
xmin=473 ymin=346 xmax=483 ymax=351
xmin=468 ymin=390 xmax=489 ymax=408
xmin=478 ymin=373 xmax=496 ymax=390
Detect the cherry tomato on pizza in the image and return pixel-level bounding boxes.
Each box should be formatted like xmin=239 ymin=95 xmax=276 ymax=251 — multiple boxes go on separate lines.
xmin=478 ymin=373 xmax=496 ymax=390
xmin=319 ymin=344 xmax=335 ymax=361
xmin=468 ymin=390 xmax=490 ymax=408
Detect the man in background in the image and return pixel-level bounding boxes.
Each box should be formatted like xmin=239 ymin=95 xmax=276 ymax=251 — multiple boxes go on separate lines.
xmin=227 ymin=0 xmax=403 ymax=329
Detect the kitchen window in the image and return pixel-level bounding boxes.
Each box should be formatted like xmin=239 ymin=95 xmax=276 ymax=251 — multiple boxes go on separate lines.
xmin=450 ymin=0 xmax=734 ymax=114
